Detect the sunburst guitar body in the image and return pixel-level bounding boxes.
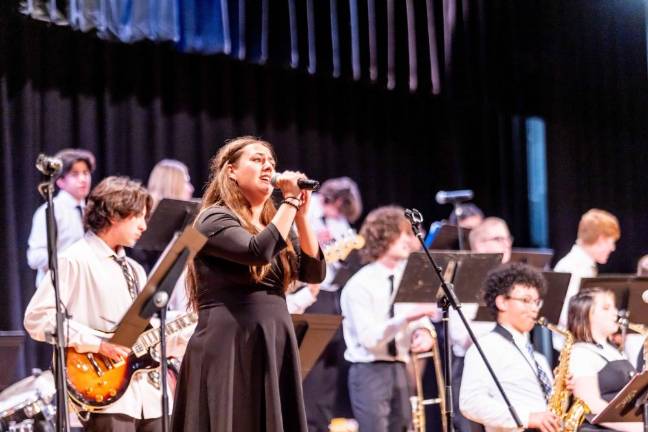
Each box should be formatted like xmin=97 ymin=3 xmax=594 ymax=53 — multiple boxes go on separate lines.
xmin=65 ymin=312 xmax=197 ymax=410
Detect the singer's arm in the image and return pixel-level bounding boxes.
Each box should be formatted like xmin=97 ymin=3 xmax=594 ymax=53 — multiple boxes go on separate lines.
xmin=294 ymin=191 xmax=319 ymax=259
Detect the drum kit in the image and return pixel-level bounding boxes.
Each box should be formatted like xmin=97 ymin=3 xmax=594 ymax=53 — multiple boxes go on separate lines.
xmin=0 ymin=370 xmax=55 ymax=432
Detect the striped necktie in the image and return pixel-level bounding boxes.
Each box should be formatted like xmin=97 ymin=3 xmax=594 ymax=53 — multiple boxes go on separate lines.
xmin=112 ymin=256 xmax=138 ymax=300
xmin=526 ymin=342 xmax=552 ymax=400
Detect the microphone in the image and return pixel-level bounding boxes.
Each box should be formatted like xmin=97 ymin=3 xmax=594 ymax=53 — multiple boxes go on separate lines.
xmin=435 ymin=189 xmax=474 ymax=205
xmin=271 ymin=173 xmax=320 ymax=191
xmin=35 ymin=154 xmax=63 ymax=176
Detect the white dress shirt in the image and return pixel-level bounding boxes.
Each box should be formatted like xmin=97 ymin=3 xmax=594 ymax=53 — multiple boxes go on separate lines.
xmin=569 ymin=341 xmax=626 ymax=378
xmin=340 ymin=260 xmax=433 ymax=363
xmin=554 ymin=244 xmax=596 ymax=347
xmin=27 ymin=190 xmax=86 ymax=286
xmin=24 ymin=231 xmax=173 ymax=419
xmin=460 ymin=324 xmax=552 ymax=432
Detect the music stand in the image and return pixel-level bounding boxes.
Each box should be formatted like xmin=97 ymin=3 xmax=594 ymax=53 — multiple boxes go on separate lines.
xmin=427 ymin=224 xmax=471 ymax=251
xmin=592 ymin=370 xmax=648 ymax=428
xmin=0 ymin=331 xmax=25 ymax=391
xmin=330 ymin=250 xmax=364 ymax=289
xmin=472 ymin=271 xmax=570 ymax=325
xmin=111 ymin=226 xmax=206 ymax=432
xmin=580 ymin=275 xmax=635 ymax=311
xmin=625 ymin=277 xmax=648 ymax=327
xmin=134 ymin=199 xmax=199 ymax=252
xmin=291 ymin=314 xmax=342 ymax=379
xmin=509 ymin=248 xmax=554 ymax=270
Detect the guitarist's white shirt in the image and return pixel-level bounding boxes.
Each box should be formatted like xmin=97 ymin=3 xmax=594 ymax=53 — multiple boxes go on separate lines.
xmin=24 ymin=231 xmax=174 ymax=418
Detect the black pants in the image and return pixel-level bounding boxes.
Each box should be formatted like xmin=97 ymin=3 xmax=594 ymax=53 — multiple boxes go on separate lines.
xmin=348 ymin=362 xmax=411 ymax=432
xmin=83 ymin=413 xmax=162 ymax=432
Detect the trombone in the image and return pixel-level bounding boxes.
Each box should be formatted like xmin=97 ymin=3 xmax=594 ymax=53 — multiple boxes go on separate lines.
xmin=410 ymin=325 xmax=447 ymax=432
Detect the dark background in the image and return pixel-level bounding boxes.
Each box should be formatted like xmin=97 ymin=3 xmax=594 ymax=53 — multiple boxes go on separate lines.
xmin=1 ymin=0 xmax=646 ymax=375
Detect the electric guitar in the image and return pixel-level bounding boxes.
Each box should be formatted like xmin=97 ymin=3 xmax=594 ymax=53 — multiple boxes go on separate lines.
xmin=65 ymin=312 xmax=197 ymax=410
xmin=322 ymin=232 xmax=365 ymax=263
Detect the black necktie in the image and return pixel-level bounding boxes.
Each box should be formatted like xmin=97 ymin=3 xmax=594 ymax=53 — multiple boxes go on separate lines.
xmin=112 ymin=256 xmax=138 ymax=300
xmin=387 ymin=274 xmax=397 ymax=357
xmin=76 ymin=205 xmax=84 ymax=221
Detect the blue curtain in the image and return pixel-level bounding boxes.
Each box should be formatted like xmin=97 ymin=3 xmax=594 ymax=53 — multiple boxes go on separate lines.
xmin=19 ymin=0 xmax=453 ymax=93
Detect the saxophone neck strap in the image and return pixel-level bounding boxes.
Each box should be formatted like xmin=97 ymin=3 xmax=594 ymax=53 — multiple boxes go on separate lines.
xmin=493 ymin=324 xmax=549 ymax=391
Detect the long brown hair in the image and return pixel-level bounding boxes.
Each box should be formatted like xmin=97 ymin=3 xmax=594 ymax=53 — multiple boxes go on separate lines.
xmin=187 ymin=136 xmax=297 ymax=308
xmin=567 ymin=287 xmax=613 ymax=343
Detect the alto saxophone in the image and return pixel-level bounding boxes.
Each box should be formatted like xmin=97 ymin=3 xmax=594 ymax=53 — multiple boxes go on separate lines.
xmin=410 ymin=325 xmax=447 ymax=432
xmin=537 ymin=317 xmax=590 ymax=432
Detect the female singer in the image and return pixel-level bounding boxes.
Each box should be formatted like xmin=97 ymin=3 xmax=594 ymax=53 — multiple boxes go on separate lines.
xmin=567 ymin=288 xmax=640 ymax=432
xmin=171 ymin=136 xmax=326 ymax=431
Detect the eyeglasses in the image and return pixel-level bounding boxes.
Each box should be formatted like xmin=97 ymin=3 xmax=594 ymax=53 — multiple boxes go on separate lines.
xmin=506 ymin=296 xmax=543 ymax=308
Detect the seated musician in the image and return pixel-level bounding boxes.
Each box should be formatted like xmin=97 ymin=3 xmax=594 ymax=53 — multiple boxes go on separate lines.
xmin=567 ymin=288 xmax=641 ymax=432
xmin=460 ymin=263 xmax=560 ymax=432
xmin=24 ymin=176 xmax=185 ymax=432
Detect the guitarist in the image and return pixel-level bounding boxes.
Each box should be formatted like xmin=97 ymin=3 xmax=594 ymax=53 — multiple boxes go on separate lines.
xmin=24 ymin=176 xmax=178 ymax=432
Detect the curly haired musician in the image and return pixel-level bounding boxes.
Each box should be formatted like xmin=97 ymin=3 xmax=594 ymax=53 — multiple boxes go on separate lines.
xmin=460 ymin=263 xmax=560 ymax=432
xmin=24 ymin=176 xmax=179 ymax=432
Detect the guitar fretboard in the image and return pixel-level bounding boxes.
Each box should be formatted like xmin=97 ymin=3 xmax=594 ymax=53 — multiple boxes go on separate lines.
xmin=132 ymin=312 xmax=198 ymax=356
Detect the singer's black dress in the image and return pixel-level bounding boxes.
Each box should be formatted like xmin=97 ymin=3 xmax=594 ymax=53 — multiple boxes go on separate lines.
xmin=171 ymin=206 xmax=326 ymax=432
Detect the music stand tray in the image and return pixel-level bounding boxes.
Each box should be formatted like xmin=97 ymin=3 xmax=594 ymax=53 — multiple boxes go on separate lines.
xmin=509 ymin=248 xmax=554 ymax=269
xmin=134 ymin=199 xmax=199 ymax=252
xmin=473 ymin=271 xmax=570 ymax=324
xmin=592 ymin=370 xmax=648 ymax=423
xmin=291 ymin=314 xmax=342 ymax=379
xmin=110 ymin=226 xmax=206 ymax=347
xmin=427 ymin=224 xmax=471 ymax=251
xmin=580 ymin=275 xmax=638 ymax=317
xmin=395 ymin=251 xmax=502 ymax=304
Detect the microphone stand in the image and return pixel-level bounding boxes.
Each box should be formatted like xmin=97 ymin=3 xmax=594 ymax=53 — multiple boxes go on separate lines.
xmin=452 ymin=202 xmax=466 ymax=250
xmin=38 ymin=176 xmax=70 ymax=432
xmin=404 ymin=209 xmax=522 ymax=432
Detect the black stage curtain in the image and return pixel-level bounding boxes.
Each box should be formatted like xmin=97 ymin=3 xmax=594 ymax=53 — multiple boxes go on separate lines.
xmin=1 ymin=1 xmax=647 ymax=375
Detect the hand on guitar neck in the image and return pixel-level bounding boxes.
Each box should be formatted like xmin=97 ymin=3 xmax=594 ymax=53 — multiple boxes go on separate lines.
xmin=98 ymin=340 xmax=130 ymax=362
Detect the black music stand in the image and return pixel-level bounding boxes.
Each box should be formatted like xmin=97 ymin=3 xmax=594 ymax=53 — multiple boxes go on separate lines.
xmin=626 ymin=278 xmax=648 ymax=326
xmin=0 ymin=331 xmax=25 ymax=391
xmin=134 ymin=199 xmax=199 ymax=252
xmin=111 ymin=226 xmax=206 ymax=432
xmin=397 ymin=251 xmax=503 ymax=304
xmin=330 ymin=249 xmax=364 ymax=289
xmin=580 ymin=275 xmax=635 ymax=313
xmin=509 ymin=248 xmax=554 ymax=270
xmin=592 ymin=370 xmax=648 ymax=429
xmin=427 ymin=224 xmax=471 ymax=251
xmin=291 ymin=314 xmax=342 ymax=379
xmin=474 ymin=271 xmax=571 ymax=325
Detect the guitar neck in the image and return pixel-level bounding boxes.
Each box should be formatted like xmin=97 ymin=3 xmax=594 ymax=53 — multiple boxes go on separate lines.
xmin=132 ymin=312 xmax=197 ymax=356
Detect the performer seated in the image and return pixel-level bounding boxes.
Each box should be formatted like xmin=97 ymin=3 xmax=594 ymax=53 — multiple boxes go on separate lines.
xmin=24 ymin=176 xmax=184 ymax=432
xmin=460 ymin=263 xmax=560 ymax=432
xmin=567 ymin=288 xmax=641 ymax=432
xmin=340 ymin=205 xmax=437 ymax=432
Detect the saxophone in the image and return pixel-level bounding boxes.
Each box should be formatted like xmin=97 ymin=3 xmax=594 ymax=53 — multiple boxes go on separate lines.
xmin=537 ymin=317 xmax=590 ymax=432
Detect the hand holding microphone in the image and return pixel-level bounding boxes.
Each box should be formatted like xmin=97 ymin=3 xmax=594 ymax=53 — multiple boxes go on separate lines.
xmin=271 ymin=171 xmax=319 ymax=217
xmin=271 ymin=172 xmax=320 ymax=193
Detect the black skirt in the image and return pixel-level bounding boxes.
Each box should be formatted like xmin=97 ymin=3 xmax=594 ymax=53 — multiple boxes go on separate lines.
xmin=171 ymin=293 xmax=307 ymax=432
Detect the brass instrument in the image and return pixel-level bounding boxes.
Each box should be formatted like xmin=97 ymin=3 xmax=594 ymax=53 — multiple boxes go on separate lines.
xmin=537 ymin=317 xmax=590 ymax=432
xmin=410 ymin=326 xmax=447 ymax=432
